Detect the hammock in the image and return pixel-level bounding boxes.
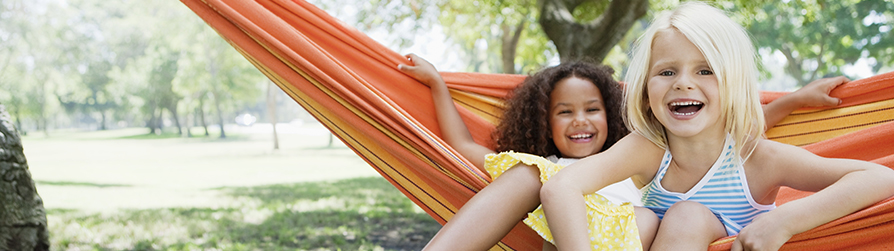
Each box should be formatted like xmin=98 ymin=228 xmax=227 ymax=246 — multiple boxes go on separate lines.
xmin=180 ymin=0 xmax=894 ymax=250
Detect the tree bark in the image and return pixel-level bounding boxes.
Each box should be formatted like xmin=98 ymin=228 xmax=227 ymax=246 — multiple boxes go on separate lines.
xmin=198 ymin=96 xmax=209 ymax=137
xmin=0 ymin=103 xmax=49 ymax=251
xmin=99 ymin=110 xmax=107 ymax=130
xmin=501 ymin=20 xmax=526 ymax=74
xmin=539 ymin=0 xmax=648 ymax=62
xmin=157 ymin=106 xmax=165 ymax=135
xmin=147 ymin=103 xmax=158 ymax=135
xmin=167 ymin=104 xmax=182 ymax=136
xmin=185 ymin=109 xmax=193 ymax=138
xmin=212 ymin=90 xmax=226 ymax=139
xmin=267 ymin=82 xmax=279 ymax=150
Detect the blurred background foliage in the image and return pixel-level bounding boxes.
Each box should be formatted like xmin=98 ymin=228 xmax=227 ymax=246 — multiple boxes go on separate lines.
xmin=1 ymin=0 xmax=892 ymax=136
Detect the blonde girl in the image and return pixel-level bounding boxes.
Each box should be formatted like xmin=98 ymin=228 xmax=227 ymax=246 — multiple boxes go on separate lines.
xmin=539 ymin=2 xmax=894 ymax=250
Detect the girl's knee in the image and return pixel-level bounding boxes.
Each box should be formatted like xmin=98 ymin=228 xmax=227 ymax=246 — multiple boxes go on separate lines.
xmin=660 ymin=201 xmax=726 ymax=237
xmin=634 ymin=207 xmax=659 ymax=250
xmin=664 ymin=201 xmax=714 ymax=220
xmin=492 ymin=164 xmax=542 ymax=193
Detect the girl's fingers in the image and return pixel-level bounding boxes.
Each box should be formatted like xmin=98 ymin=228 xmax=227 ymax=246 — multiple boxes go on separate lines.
xmin=397 ymin=64 xmax=415 ymax=72
xmin=403 ymin=53 xmax=417 ymax=62
xmin=731 ymin=239 xmax=743 ymax=251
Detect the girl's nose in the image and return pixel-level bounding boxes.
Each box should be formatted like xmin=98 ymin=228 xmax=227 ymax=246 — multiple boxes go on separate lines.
xmin=673 ymin=73 xmax=696 ymax=90
xmin=673 ymin=82 xmax=695 ymax=90
xmin=572 ymin=113 xmax=587 ymax=126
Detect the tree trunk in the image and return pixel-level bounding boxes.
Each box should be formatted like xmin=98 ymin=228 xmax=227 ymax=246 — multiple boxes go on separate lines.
xmin=0 ymin=104 xmax=49 ymax=251
xmin=168 ymin=104 xmax=182 ymax=136
xmin=212 ymin=90 xmax=226 ymax=139
xmin=99 ymin=110 xmax=107 ymax=130
xmin=12 ymin=108 xmax=23 ymax=136
xmin=185 ymin=108 xmax=193 ymax=138
xmin=539 ymin=0 xmax=648 ymax=62
xmin=155 ymin=106 xmax=164 ymax=135
xmin=267 ymin=82 xmax=279 ymax=150
xmin=198 ymin=97 xmax=209 ymax=137
xmin=501 ymin=20 xmax=526 ymax=74
xmin=147 ymin=104 xmax=158 ymax=135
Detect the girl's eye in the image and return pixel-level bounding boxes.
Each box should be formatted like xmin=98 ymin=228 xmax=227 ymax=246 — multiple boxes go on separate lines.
xmin=557 ymin=110 xmax=571 ymax=115
xmin=658 ymin=70 xmax=674 ymax=76
xmin=698 ymin=69 xmax=713 ymax=75
xmin=587 ymin=108 xmax=601 ymax=112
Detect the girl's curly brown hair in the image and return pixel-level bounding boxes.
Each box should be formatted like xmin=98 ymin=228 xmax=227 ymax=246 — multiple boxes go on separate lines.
xmin=493 ymin=61 xmax=627 ymax=157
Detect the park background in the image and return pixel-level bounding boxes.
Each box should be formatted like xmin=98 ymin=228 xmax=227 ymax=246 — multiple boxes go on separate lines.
xmin=2 ymin=0 xmax=892 ymax=250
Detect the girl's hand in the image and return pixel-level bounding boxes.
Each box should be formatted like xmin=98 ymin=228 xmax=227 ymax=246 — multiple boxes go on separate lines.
xmin=730 ymin=214 xmax=794 ymax=251
xmin=397 ymin=53 xmax=442 ymax=87
xmin=763 ymin=76 xmax=848 ymax=129
xmin=790 ymin=76 xmax=848 ymax=108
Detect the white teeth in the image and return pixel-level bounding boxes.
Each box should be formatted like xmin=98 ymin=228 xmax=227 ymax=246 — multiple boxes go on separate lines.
xmin=569 ymin=133 xmax=592 ymax=139
xmin=673 ymin=111 xmax=697 ymax=116
xmin=670 ymin=101 xmax=703 ymax=107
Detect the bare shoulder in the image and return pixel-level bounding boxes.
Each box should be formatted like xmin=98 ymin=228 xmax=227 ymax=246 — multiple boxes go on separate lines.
xmin=607 ymin=133 xmax=664 ymax=186
xmin=747 ymin=139 xmax=794 ymax=170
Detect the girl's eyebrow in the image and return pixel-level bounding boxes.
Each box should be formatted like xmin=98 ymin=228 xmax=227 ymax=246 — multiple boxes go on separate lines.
xmin=552 ymin=99 xmax=603 ymax=108
xmin=650 ymin=59 xmax=711 ymax=72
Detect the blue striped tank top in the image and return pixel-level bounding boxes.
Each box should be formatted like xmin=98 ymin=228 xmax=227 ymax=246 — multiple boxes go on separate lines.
xmin=641 ymin=135 xmax=775 ymax=235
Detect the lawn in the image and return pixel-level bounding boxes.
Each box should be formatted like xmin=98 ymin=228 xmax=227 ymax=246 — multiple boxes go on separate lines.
xmin=22 ymin=122 xmax=440 ymax=250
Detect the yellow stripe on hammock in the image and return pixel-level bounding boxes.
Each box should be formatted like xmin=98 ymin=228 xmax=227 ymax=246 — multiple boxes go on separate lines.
xmin=768 ymin=98 xmax=894 ymax=146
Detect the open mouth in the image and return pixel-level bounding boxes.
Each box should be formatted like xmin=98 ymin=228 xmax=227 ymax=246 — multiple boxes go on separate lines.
xmin=668 ymin=101 xmax=704 ymax=116
xmin=568 ymin=133 xmax=594 ymax=141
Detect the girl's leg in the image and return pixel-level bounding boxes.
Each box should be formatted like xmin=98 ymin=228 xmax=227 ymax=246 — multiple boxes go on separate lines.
xmin=650 ymin=201 xmax=727 ymax=250
xmin=422 ymin=163 xmax=542 ymax=251
xmin=634 ymin=206 xmax=659 ymax=250
xmin=542 ymin=241 xmax=557 ymax=251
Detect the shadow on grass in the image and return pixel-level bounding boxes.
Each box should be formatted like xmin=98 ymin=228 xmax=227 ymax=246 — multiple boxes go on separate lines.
xmin=116 ymin=132 xmax=184 ymax=140
xmin=50 ymin=177 xmax=441 ymax=251
xmin=115 ymin=132 xmax=251 ymax=141
xmin=36 ymin=180 xmax=131 ymax=188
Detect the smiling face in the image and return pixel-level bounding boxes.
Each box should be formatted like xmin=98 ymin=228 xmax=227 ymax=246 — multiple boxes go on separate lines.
xmin=646 ymin=28 xmax=724 ymax=140
xmin=549 ymin=76 xmax=609 ymax=158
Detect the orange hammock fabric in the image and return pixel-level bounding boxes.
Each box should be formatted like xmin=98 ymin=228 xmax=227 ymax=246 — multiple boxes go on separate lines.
xmin=180 ymin=0 xmax=894 ymax=250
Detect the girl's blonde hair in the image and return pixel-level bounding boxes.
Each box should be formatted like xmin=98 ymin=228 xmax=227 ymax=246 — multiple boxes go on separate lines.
xmin=623 ymin=1 xmax=765 ymax=158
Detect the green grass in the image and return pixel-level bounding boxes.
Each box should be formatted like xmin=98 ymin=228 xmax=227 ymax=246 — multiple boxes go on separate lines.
xmin=25 ymin=126 xmax=440 ymax=251
xmin=48 ymin=177 xmax=440 ymax=250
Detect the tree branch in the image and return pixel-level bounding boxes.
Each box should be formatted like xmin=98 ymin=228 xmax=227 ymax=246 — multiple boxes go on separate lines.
xmin=501 ymin=20 xmax=527 ymax=74
xmin=539 ymin=0 xmax=647 ymax=62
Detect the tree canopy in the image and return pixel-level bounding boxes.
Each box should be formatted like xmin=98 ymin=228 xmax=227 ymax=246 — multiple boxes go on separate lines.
xmin=1 ymin=0 xmax=890 ymax=133
xmin=0 ymin=0 xmax=267 ymax=135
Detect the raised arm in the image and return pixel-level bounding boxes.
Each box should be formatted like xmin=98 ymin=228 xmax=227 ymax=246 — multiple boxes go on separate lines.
xmin=540 ymin=133 xmax=663 ymax=250
xmin=763 ymin=76 xmax=847 ymax=129
xmin=734 ymin=140 xmax=894 ymax=250
xmin=398 ymin=54 xmax=494 ymax=169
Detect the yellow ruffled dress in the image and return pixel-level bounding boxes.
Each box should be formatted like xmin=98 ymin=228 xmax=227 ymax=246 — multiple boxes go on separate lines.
xmin=484 ymin=151 xmax=642 ymax=250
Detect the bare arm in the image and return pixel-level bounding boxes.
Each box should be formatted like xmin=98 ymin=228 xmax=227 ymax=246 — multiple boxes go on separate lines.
xmin=763 ymin=76 xmax=847 ymax=129
xmin=540 ymin=134 xmax=664 ymax=250
xmin=734 ymin=140 xmax=894 ymax=250
xmin=398 ymin=54 xmax=494 ymax=169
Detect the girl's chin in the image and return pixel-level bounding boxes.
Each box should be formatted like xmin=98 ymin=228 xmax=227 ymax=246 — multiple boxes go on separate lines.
xmin=562 ymin=149 xmax=600 ymax=159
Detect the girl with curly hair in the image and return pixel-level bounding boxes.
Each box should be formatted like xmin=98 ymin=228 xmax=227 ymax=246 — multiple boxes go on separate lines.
xmin=397 ymin=52 xmax=843 ymax=250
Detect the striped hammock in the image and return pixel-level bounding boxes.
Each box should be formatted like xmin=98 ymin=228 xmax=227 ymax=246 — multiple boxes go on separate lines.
xmin=180 ymin=0 xmax=894 ymax=250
